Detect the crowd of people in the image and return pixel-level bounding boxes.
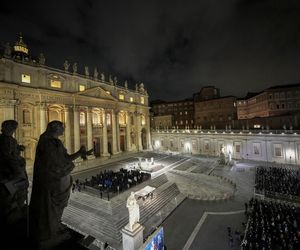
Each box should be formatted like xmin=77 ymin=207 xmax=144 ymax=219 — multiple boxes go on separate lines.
xmin=255 ymin=166 xmax=300 ymax=200
xmin=84 ymin=168 xmax=151 ymax=196
xmin=242 ymin=198 xmax=300 ymax=250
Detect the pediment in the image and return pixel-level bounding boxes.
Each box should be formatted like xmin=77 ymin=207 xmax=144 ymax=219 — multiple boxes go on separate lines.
xmin=77 ymin=86 xmax=117 ymax=101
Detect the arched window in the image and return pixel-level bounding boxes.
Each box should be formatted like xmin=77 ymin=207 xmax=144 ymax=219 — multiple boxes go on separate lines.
xmin=49 ymin=110 xmax=60 ymax=122
xmin=80 ymin=112 xmax=86 ymax=126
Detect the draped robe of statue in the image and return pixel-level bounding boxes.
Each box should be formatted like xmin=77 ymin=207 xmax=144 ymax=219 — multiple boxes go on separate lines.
xmin=126 ymin=192 xmax=140 ymax=231
xmin=29 ymin=131 xmax=75 ymax=241
xmin=0 ymin=132 xmax=28 ymax=224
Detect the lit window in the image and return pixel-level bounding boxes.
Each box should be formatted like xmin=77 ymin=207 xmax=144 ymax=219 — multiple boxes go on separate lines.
xmin=254 ymin=124 xmax=261 ymax=128
xmin=141 ymin=96 xmax=145 ymax=104
xmin=79 ymin=85 xmax=85 ymax=92
xmin=21 ymin=74 xmax=31 ymax=83
xmin=50 ymin=79 xmax=61 ymax=88
xmin=130 ymin=97 xmax=134 ymax=102
xmin=119 ymin=94 xmax=125 ymax=100
xmin=141 ymin=115 xmax=146 ymax=125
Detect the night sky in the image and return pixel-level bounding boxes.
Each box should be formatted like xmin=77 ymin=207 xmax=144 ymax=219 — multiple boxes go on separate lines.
xmin=1 ymin=0 xmax=300 ymax=101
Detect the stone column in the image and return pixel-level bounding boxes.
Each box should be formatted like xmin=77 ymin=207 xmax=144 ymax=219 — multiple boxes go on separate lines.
xmin=146 ymin=114 xmax=152 ymax=150
xmin=111 ymin=110 xmax=118 ymax=154
xmin=102 ymin=110 xmax=109 ymax=156
xmin=116 ymin=111 xmax=120 ymax=152
xmin=87 ymin=108 xmax=93 ymax=150
xmin=126 ymin=111 xmax=131 ymax=151
xmin=64 ymin=106 xmax=72 ymax=153
xmin=39 ymin=103 xmax=47 ymax=134
xmin=136 ymin=112 xmax=142 ymax=151
xmin=73 ymin=106 xmax=80 ymax=152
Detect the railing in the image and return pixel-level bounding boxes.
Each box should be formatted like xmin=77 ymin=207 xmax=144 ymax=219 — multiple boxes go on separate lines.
xmin=152 ymin=128 xmax=300 ymax=135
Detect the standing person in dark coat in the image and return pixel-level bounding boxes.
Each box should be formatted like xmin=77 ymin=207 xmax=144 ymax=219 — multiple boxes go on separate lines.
xmin=29 ymin=120 xmax=88 ymax=249
xmin=0 ymin=120 xmax=28 ymax=227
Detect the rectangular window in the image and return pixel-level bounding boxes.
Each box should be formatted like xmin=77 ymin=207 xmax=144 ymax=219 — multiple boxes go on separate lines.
xmin=141 ymin=96 xmax=145 ymax=104
xmin=21 ymin=74 xmax=31 ymax=83
xmin=119 ymin=94 xmax=125 ymax=100
xmin=79 ymin=85 xmax=86 ymax=92
xmin=274 ymin=144 xmax=283 ymax=157
xmin=235 ymin=145 xmax=240 ymax=153
xmin=50 ymin=80 xmax=61 ymax=88
xmin=130 ymin=97 xmax=134 ymax=102
xmin=253 ymin=143 xmax=261 ymax=155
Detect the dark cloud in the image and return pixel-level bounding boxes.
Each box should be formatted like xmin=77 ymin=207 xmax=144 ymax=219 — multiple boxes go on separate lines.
xmin=1 ymin=0 xmax=300 ymax=101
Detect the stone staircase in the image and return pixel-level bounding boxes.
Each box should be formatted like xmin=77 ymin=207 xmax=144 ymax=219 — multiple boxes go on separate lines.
xmin=62 ymin=174 xmax=183 ymax=247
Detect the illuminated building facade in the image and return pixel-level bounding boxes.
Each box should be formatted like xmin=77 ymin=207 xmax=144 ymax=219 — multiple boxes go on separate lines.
xmin=152 ymin=130 xmax=300 ymax=165
xmin=0 ymin=35 xmax=151 ymax=171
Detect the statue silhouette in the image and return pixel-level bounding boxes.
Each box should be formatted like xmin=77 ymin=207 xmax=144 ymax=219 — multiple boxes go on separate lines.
xmin=29 ymin=120 xmax=89 ymax=249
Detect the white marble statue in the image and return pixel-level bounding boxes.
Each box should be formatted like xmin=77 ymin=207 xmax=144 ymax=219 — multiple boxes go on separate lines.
xmin=126 ymin=192 xmax=140 ymax=231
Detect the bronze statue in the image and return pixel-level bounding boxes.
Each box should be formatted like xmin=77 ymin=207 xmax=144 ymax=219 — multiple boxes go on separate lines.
xmin=29 ymin=120 xmax=90 ymax=249
xmin=0 ymin=120 xmax=28 ymax=227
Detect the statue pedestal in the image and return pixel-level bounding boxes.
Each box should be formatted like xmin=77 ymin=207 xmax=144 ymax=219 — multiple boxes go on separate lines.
xmin=121 ymin=223 xmax=144 ymax=250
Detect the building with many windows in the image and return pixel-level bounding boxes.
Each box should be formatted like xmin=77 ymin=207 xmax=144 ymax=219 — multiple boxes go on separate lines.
xmin=0 ymin=35 xmax=151 ymax=171
xmin=236 ymin=84 xmax=300 ymax=129
xmin=151 ymin=99 xmax=194 ymax=129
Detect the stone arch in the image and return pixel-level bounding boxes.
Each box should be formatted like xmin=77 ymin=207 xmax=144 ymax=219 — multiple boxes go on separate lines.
xmin=92 ymin=108 xmax=103 ymax=126
xmin=48 ymin=104 xmax=64 ymax=122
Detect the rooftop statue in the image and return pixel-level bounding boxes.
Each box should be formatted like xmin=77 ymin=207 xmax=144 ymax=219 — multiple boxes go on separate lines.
xmin=94 ymin=67 xmax=98 ymax=80
xmin=73 ymin=63 xmax=78 ymax=74
xmin=139 ymin=82 xmax=145 ymax=92
xmin=124 ymin=80 xmax=128 ymax=89
xmin=4 ymin=42 xmax=12 ymax=58
xmin=85 ymin=66 xmax=89 ymax=76
xmin=39 ymin=53 xmax=46 ymax=65
xmin=101 ymin=72 xmax=105 ymax=81
xmin=63 ymin=60 xmax=70 ymax=71
xmin=113 ymin=76 xmax=118 ymax=85
xmin=109 ymin=75 xmax=113 ymax=85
